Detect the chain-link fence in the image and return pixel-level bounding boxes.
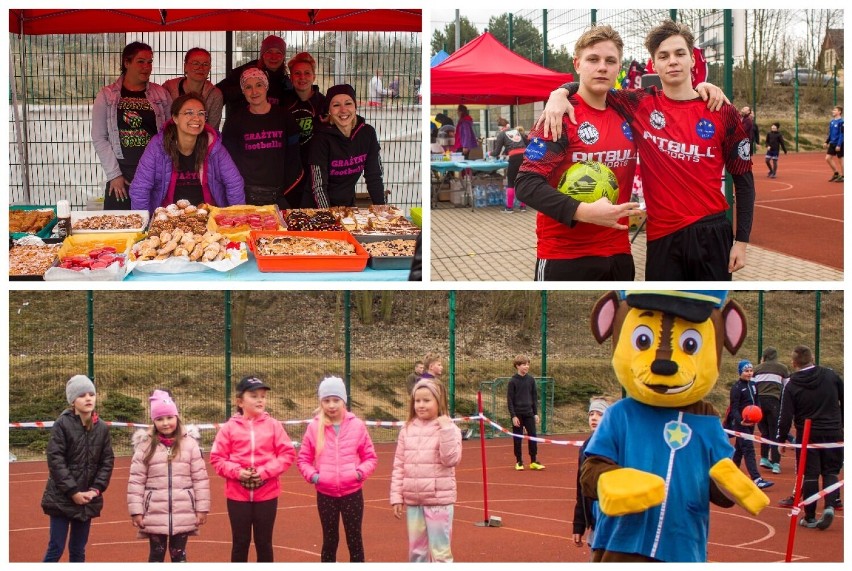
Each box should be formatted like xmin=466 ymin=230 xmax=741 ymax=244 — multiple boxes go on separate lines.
xmin=10 ymin=29 xmax=422 ymax=209
xmin=9 ymin=290 xmax=842 ymax=460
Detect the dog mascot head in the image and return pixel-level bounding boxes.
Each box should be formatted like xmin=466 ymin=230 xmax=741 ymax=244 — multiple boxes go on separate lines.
xmin=591 ymin=290 xmax=746 ymax=408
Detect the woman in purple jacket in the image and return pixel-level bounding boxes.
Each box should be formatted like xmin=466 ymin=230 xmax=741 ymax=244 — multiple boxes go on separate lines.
xmin=297 ymin=376 xmax=378 ymax=562
xmin=129 ymin=93 xmax=244 ymax=216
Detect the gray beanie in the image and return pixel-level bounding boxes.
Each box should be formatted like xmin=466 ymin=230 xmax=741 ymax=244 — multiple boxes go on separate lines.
xmin=66 ymin=375 xmax=96 ymax=404
xmin=318 ymin=376 xmax=347 ymax=401
xmin=589 ymin=397 xmax=610 ymax=415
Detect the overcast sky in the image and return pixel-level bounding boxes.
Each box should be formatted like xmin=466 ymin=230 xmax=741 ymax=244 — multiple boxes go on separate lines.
xmin=430 ymin=9 xmax=510 ymax=44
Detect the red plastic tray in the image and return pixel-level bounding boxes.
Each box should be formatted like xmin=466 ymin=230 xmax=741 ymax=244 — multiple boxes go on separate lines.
xmin=247 ymin=230 xmax=369 ymax=272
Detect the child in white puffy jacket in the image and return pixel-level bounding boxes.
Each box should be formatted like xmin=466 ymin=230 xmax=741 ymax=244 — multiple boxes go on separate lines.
xmin=390 ymin=378 xmax=462 ymax=562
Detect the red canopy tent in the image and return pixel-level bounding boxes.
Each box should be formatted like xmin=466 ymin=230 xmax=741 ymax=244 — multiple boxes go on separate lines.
xmin=431 ymin=32 xmax=573 ymax=105
xmin=9 ymin=9 xmax=421 ymax=34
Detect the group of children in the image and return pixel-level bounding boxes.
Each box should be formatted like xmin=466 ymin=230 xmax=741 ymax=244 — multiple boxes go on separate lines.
xmin=41 ymin=372 xmax=462 ymax=563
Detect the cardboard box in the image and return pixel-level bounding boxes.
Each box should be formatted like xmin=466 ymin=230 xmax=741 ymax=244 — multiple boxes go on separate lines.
xmin=629 ymin=210 xmax=647 ymax=231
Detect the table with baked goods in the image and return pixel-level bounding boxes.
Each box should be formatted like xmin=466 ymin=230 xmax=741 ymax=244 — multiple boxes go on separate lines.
xmin=430 ymin=159 xmax=508 ymax=208
xmin=9 ymin=203 xmax=418 ymax=282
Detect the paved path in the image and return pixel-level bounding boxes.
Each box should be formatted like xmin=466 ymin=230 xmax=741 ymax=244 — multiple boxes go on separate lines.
xmin=430 ymin=205 xmax=844 ymax=282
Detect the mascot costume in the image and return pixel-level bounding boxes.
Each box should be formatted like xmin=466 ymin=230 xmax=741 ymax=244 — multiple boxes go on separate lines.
xmin=583 ymin=290 xmax=769 ymax=562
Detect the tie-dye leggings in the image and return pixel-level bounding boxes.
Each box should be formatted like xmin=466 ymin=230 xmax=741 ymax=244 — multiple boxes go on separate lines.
xmin=406 ymin=504 xmax=454 ymax=562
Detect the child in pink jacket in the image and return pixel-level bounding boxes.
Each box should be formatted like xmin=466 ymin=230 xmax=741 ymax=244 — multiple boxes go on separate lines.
xmin=298 ymin=376 xmax=378 ymax=562
xmin=390 ymin=378 xmax=462 ymax=562
xmin=210 ymin=376 xmax=295 ymax=562
xmin=127 ymin=390 xmax=210 ymax=562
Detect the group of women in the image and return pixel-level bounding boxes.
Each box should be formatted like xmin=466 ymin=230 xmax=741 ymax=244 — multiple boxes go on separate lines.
xmin=92 ymin=38 xmax=386 ymax=216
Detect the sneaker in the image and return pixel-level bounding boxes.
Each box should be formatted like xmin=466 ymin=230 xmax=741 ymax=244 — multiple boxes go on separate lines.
xmin=816 ymin=507 xmax=835 ymax=530
xmin=834 ymin=175 xmax=844 ymax=182
xmin=832 ymin=498 xmax=843 ymax=510
xmin=519 ymin=206 xmax=527 ymax=211
xmin=529 ymin=461 xmax=546 ymax=471
xmin=760 ymin=458 xmax=773 ymax=469
xmin=502 ymin=208 xmax=514 ymax=213
xmin=778 ymin=495 xmax=795 ymax=508
xmin=800 ymin=517 xmax=819 ymax=528
xmin=754 ymin=477 xmax=775 ymax=490
xmin=515 ymin=462 xmax=524 ymax=471
xmin=772 ymin=463 xmax=781 ymax=474
xmin=829 ymin=173 xmax=839 ymax=181
xmin=770 ymin=173 xmax=777 ymax=178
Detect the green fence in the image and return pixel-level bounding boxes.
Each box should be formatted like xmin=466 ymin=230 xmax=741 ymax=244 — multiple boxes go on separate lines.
xmin=9 ymin=29 xmax=422 ymax=209
xmin=8 ymin=290 xmax=842 ymax=459
xmin=478 ymin=377 xmax=554 ymax=438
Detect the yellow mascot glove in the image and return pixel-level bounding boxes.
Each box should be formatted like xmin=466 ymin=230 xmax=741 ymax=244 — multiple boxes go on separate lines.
xmin=597 ymin=467 xmax=666 ymax=516
xmin=709 ymin=458 xmax=770 ymax=515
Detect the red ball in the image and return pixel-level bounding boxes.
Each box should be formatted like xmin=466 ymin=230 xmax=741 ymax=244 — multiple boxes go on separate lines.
xmin=742 ymin=405 xmax=763 ymax=424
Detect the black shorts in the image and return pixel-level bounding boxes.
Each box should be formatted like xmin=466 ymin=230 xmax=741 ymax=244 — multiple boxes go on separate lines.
xmin=827 ymin=144 xmax=844 ymax=158
xmin=506 ymin=153 xmax=524 ymax=187
xmin=534 ymin=254 xmax=635 ymax=281
xmin=645 ymin=212 xmax=733 ymax=281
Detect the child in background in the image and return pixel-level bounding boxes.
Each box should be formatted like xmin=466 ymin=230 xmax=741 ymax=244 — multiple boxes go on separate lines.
xmin=729 ymin=360 xmax=774 ymax=490
xmin=507 ymin=354 xmax=545 ymax=470
xmin=127 ymin=390 xmax=210 ymax=562
xmin=298 ymin=376 xmax=378 ymax=562
xmin=390 ymin=378 xmax=462 ymax=562
xmin=573 ymin=396 xmax=610 ymax=550
xmin=41 ymin=375 xmax=115 ymax=562
xmin=764 ymin=122 xmax=787 ymax=178
xmin=210 ymin=376 xmax=295 ymax=562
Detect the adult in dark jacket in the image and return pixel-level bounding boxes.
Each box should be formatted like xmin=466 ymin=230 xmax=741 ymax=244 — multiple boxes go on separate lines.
xmin=776 ymin=345 xmax=843 ymax=529
xmin=506 ymin=355 xmax=544 ymax=470
xmin=217 ymin=35 xmax=294 ymax=122
xmin=752 ymin=346 xmax=788 ymax=472
xmin=309 ymin=84 xmax=385 ymax=207
xmin=42 ymin=375 xmax=115 ymax=562
xmin=282 ymin=52 xmax=327 ymax=207
xmin=129 ymin=93 xmax=245 ymax=216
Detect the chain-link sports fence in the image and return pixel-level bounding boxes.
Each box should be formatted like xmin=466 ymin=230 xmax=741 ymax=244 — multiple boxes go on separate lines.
xmin=8 ymin=290 xmax=842 ymax=460
xmin=10 ymin=29 xmax=422 ymax=209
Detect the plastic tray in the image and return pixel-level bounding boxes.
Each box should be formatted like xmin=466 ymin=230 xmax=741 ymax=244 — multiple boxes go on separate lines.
xmin=356 ymin=236 xmax=417 ymax=271
xmin=9 ymin=239 xmax=62 ymax=280
xmin=410 ymin=207 xmax=422 ymax=228
xmin=207 ymin=204 xmax=284 ymax=242
xmin=248 ymin=230 xmax=368 ymax=272
xmin=10 ymin=205 xmax=58 ymax=239
xmin=70 ymin=210 xmax=149 ymax=234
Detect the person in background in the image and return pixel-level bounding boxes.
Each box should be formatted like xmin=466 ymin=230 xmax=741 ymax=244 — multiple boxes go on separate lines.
xmin=728 ymin=360 xmax=774 ymax=490
xmin=41 ymin=375 xmax=115 ymax=562
xmin=776 ymin=345 xmax=843 ymax=530
xmin=573 ymin=397 xmax=610 ymax=552
xmin=764 ymin=123 xmax=787 ymax=178
xmin=406 ymin=361 xmax=425 ymax=394
xmin=282 ymin=52 xmax=327 ymax=208
xmin=127 ymin=390 xmax=210 ymax=562
xmin=222 ymin=68 xmax=302 ymax=208
xmin=218 ymin=35 xmax=293 ymax=121
xmin=740 ymin=106 xmax=756 ymax=155
xmin=454 ymin=104 xmax=478 ymax=159
xmin=752 ymin=346 xmax=788 ymax=474
xmin=824 ymin=106 xmax=844 ymax=183
xmin=309 ymin=84 xmax=385 ymax=207
xmin=297 ymin=376 xmax=378 ymax=562
xmin=507 ymin=354 xmax=544 ymax=471
xmin=491 ymin=121 xmax=529 ymax=213
xmin=162 ymin=47 xmax=224 ymax=130
xmin=210 ymin=376 xmax=296 ymax=562
xmin=92 ymin=41 xmax=171 ymax=210
xmin=368 ymin=69 xmax=395 ymax=106
xmin=130 ymin=93 xmax=245 ymax=216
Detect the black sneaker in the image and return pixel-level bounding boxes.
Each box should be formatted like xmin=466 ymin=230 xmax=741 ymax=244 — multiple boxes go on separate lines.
xmin=778 ymin=495 xmax=795 ymax=507
xmin=832 ymin=497 xmax=843 ymax=510
xmin=834 ymin=175 xmax=844 ymax=182
xmin=829 ymin=173 xmax=839 ymax=181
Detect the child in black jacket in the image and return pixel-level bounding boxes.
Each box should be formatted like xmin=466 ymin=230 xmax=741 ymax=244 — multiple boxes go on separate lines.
xmin=729 ymin=360 xmax=774 ymax=490
xmin=507 ymin=355 xmax=544 ymax=470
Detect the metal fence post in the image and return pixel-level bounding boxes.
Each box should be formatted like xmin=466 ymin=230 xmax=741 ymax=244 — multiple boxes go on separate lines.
xmin=757 ymin=290 xmax=764 ymax=362
xmin=540 ymin=290 xmax=548 ymax=378
xmin=449 ymin=291 xmax=457 ymax=416
xmin=542 ymin=10 xmax=548 ymax=68
xmin=814 ymin=291 xmax=822 ymax=365
xmin=344 ymin=291 xmax=352 ymax=408
xmin=224 ymin=291 xmax=232 ymax=418
xmin=794 ymin=65 xmax=800 ymax=152
xmin=723 ymin=9 xmax=734 ymax=222
xmin=87 ymin=291 xmax=95 ymax=381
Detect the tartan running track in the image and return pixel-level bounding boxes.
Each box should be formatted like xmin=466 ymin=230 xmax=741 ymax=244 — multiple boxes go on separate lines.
xmin=8 ymin=425 xmax=842 ymax=563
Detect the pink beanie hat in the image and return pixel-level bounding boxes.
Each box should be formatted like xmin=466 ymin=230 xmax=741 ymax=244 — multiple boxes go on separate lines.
xmin=150 ymin=389 xmax=179 ymax=420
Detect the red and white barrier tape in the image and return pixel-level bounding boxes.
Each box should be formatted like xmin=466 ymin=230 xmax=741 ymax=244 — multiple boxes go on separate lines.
xmin=482 ymin=415 xmax=586 ymax=447
xmin=9 ymin=415 xmax=483 ymax=431
xmin=789 ymin=480 xmax=844 ymax=516
xmin=724 ymin=429 xmax=843 ymax=449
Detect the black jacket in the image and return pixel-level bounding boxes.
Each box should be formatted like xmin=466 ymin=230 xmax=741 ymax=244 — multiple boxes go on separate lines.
xmin=309 ymin=116 xmax=384 ymax=207
xmin=573 ymin=437 xmax=596 ymax=535
xmin=41 ymin=410 xmax=114 ymax=521
xmin=777 ymin=365 xmax=843 ymax=438
xmin=507 ymin=373 xmax=538 ymax=417
xmin=216 ymin=60 xmax=295 ymax=120
xmin=728 ymin=378 xmax=758 ymax=429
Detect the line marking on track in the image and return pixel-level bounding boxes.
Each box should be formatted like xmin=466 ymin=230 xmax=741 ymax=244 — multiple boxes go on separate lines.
xmin=754 ymin=204 xmax=843 ymax=223
xmin=87 ymin=539 xmax=321 ymax=557
xmin=756 ymin=193 xmax=844 ymax=203
xmin=710 ymin=510 xmax=776 ymax=546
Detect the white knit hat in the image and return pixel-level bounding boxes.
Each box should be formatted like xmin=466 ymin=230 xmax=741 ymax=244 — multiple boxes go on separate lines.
xmin=318 ymin=376 xmax=347 ymax=401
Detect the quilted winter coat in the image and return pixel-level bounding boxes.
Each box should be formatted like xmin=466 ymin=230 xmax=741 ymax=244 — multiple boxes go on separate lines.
xmin=127 ymin=429 xmax=211 ymax=537
xmin=297 ymin=411 xmax=378 ymax=498
xmin=390 ymin=418 xmax=462 ymax=506
xmin=209 ymin=412 xmax=295 ymax=502
xmin=41 ymin=410 xmax=115 ymax=521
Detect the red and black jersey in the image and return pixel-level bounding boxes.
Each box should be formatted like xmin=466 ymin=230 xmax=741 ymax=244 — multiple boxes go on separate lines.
xmin=516 ymin=95 xmax=638 ymax=260
xmin=606 ymin=88 xmax=753 ymax=241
